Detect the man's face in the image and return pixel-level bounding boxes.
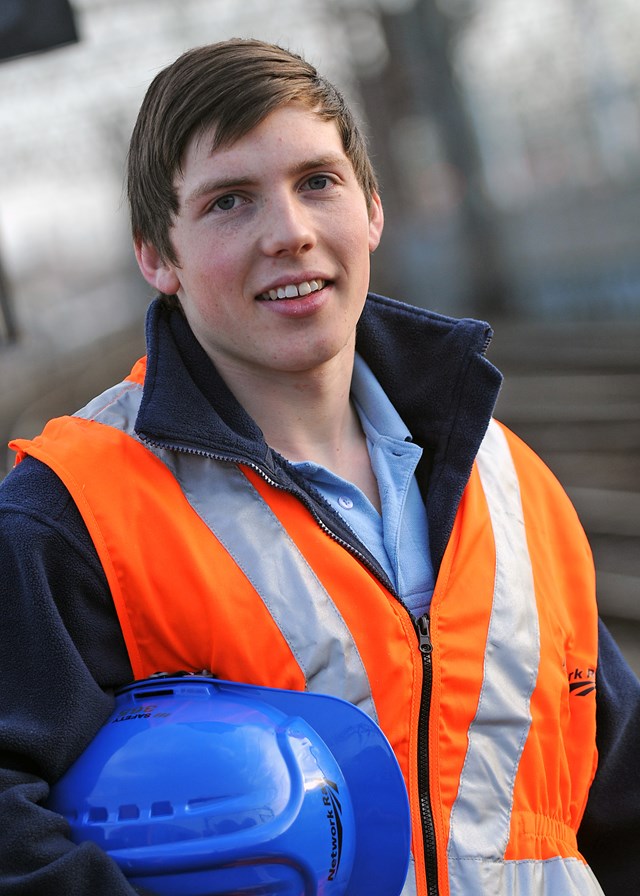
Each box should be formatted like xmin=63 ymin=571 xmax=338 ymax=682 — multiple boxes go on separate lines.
xmin=136 ymin=103 xmax=383 ymax=385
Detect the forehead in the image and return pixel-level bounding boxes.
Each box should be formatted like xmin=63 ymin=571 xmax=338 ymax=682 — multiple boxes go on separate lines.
xmin=180 ymin=104 xmax=348 ymax=181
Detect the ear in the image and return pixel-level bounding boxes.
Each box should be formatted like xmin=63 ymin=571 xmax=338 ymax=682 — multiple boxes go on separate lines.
xmin=368 ymin=192 xmax=384 ymax=253
xmin=134 ymin=240 xmax=181 ymax=295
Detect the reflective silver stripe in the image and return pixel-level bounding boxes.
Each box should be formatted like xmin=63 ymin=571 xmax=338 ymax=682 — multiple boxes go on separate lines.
xmin=163 ymin=449 xmax=377 ymax=717
xmin=448 ymin=420 xmax=540 ymax=872
xmin=447 ymin=421 xmax=604 ymax=894
xmin=76 ymin=380 xmax=377 ymax=720
xmin=449 ymin=855 xmax=605 ymax=894
xmin=75 ymin=379 xmax=144 ymax=429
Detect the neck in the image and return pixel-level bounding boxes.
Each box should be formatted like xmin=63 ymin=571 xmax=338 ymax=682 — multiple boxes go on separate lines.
xmin=232 ymin=354 xmax=355 ymax=462
xmin=215 ymin=351 xmax=381 ymax=510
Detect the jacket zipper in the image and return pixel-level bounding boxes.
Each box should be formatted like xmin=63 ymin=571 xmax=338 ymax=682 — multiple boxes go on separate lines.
xmin=417 ymin=613 xmax=439 ymax=896
xmin=240 ymin=446 xmax=442 ymax=894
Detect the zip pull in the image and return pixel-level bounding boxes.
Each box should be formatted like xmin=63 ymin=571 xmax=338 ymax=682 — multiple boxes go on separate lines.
xmin=417 ymin=613 xmax=433 ymax=654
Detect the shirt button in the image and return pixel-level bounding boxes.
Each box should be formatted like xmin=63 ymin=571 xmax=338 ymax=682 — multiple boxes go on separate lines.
xmin=338 ymin=496 xmax=354 ymax=510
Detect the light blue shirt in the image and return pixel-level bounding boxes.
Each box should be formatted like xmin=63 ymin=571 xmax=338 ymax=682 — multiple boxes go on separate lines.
xmin=293 ymin=355 xmax=434 ymax=618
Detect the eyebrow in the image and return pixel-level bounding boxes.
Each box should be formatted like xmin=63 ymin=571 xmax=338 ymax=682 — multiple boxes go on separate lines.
xmin=183 ymin=153 xmax=350 ymax=208
xmin=184 ymin=176 xmax=253 ymax=208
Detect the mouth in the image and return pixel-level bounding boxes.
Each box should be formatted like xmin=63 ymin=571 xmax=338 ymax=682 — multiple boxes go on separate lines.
xmin=256 ymin=278 xmax=326 ymax=301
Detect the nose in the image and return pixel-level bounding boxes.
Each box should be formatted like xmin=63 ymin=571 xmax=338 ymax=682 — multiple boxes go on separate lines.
xmin=259 ymin=191 xmax=316 ymax=257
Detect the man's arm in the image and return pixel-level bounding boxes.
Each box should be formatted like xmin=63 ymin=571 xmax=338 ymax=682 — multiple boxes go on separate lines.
xmin=0 ymin=458 xmax=140 ymax=894
xmin=577 ymin=619 xmax=640 ymax=893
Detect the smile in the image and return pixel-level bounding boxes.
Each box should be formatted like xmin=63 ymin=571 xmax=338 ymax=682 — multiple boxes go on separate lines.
xmin=257 ymin=279 xmax=326 ymax=301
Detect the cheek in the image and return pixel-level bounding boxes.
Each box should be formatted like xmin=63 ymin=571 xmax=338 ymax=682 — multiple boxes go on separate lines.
xmin=178 ymin=246 xmax=239 ymax=307
xmin=333 ymin=213 xmax=371 ymax=264
xmin=346 ymin=224 xmax=374 ymax=283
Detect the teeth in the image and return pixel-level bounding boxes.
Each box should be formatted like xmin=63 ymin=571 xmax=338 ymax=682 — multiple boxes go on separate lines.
xmin=260 ymin=279 xmax=324 ymax=301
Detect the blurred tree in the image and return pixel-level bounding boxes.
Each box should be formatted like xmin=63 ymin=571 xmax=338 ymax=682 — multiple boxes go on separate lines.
xmin=347 ymin=0 xmax=510 ymax=316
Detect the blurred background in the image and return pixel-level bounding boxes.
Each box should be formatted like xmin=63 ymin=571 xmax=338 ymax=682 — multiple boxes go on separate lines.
xmin=0 ymin=0 xmax=638 ymax=671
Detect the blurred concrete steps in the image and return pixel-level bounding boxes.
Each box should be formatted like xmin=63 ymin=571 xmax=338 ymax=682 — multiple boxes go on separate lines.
xmin=489 ymin=318 xmax=640 ymax=675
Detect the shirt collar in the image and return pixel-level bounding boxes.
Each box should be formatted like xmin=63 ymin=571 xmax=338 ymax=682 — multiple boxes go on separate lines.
xmin=351 ymin=353 xmax=414 ymax=446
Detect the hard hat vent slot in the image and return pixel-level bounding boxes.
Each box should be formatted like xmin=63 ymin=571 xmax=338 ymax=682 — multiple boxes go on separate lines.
xmin=133 ymin=688 xmax=175 ymax=699
xmin=87 ymin=806 xmax=108 ymax=823
xmin=151 ymin=801 xmax=174 ymax=817
xmin=118 ymin=804 xmax=140 ymax=821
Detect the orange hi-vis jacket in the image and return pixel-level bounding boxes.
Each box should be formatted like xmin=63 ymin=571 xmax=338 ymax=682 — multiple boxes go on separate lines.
xmin=13 ymin=354 xmax=604 ymax=896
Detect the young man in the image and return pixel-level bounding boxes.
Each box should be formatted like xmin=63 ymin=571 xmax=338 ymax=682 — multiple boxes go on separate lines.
xmin=0 ymin=38 xmax=638 ymax=896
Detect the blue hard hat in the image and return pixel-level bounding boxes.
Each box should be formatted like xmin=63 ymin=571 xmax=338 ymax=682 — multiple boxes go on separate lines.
xmin=48 ymin=675 xmax=411 ymax=895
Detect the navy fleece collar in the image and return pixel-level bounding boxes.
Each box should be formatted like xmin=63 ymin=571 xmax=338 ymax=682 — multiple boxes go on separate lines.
xmin=134 ymin=293 xmax=502 ymax=569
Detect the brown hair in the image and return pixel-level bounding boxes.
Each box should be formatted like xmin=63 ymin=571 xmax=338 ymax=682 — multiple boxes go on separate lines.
xmin=127 ymin=38 xmax=378 ymax=264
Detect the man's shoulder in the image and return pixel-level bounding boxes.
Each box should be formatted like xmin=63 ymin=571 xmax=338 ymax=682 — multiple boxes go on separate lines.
xmin=0 ymin=454 xmax=81 ymax=524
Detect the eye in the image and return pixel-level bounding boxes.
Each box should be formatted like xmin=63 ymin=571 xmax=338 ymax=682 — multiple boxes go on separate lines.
xmin=212 ymin=193 xmax=240 ymax=212
xmin=304 ymin=174 xmax=331 ymax=192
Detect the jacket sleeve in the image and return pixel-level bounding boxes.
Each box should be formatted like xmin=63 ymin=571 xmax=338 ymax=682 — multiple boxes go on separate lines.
xmin=577 ymin=618 xmax=640 ymax=893
xmin=0 ymin=458 xmax=145 ymax=895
